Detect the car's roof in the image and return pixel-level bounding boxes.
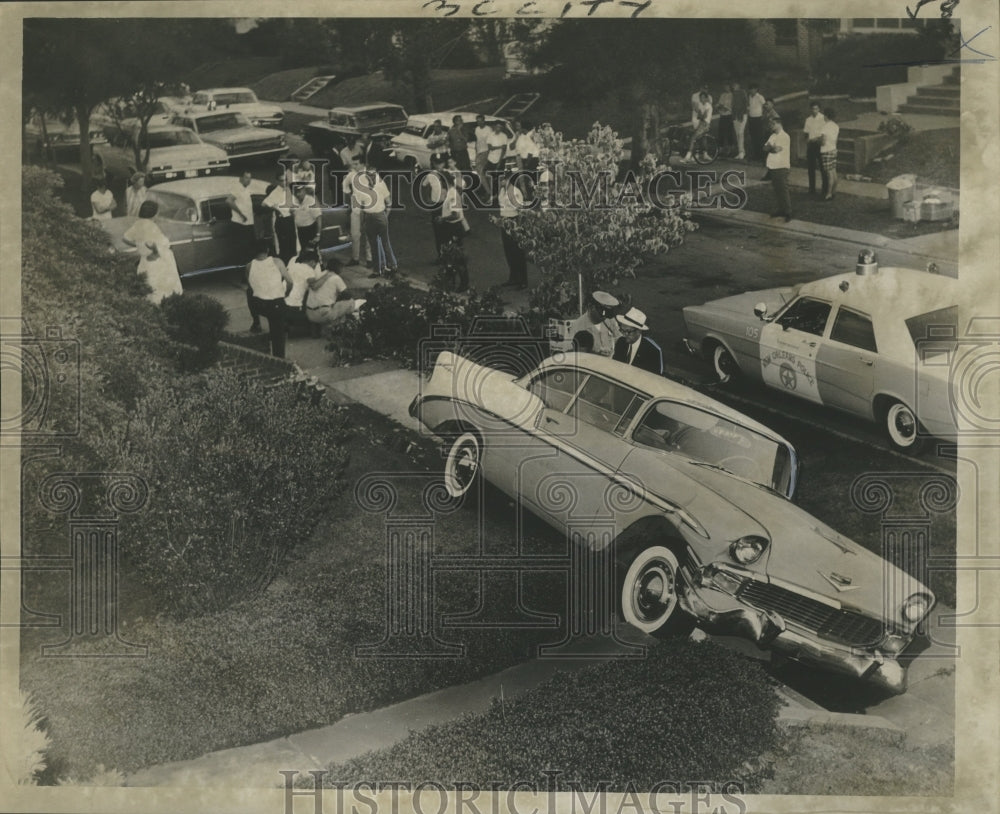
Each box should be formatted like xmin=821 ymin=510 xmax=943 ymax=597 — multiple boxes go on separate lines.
xmin=181 ymin=108 xmax=249 ymax=120
xmin=798 ymin=267 xmax=956 ymax=320
xmin=330 ymin=102 xmax=406 ymax=113
xmin=150 ymin=176 xmax=269 ymax=197
xmin=535 ymin=352 xmax=791 ymax=446
xmin=195 ymin=87 xmax=255 ymax=94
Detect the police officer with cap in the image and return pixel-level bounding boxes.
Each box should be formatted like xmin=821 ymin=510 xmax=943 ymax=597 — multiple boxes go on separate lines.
xmin=566 ymin=290 xmax=621 ymax=358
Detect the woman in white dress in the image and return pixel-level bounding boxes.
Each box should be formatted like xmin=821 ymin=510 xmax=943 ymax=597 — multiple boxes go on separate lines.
xmin=122 ymin=200 xmax=183 ymax=305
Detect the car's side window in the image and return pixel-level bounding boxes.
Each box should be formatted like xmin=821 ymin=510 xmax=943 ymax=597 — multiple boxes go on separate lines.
xmin=829 ymin=306 xmax=878 ymax=353
xmin=776 ymin=297 xmax=832 ymax=337
xmin=529 ymin=368 xmax=583 ymax=412
xmin=569 ymin=376 xmax=645 ymax=435
xmin=200 ymin=197 xmax=233 ymax=224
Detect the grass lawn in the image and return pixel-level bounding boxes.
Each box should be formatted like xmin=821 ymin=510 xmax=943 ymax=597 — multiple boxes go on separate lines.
xmin=741 ymin=185 xmax=959 ymax=240
xmin=21 ymin=402 xmax=569 ymax=780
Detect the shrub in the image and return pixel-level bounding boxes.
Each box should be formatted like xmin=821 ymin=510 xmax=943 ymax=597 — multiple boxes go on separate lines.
xmin=812 ymin=33 xmax=949 ymax=97
xmin=877 ymin=115 xmax=914 ymax=143
xmin=325 ymin=278 xmax=507 ymax=368
xmin=322 ymin=639 xmax=781 ymax=791
xmin=97 ymin=369 xmax=351 ymax=618
xmin=160 ymin=292 xmax=230 ymax=370
xmin=4 ymin=691 xmax=51 ymax=785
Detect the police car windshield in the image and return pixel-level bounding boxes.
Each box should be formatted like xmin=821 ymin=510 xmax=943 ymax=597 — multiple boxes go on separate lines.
xmin=196 ymin=113 xmax=249 ymax=132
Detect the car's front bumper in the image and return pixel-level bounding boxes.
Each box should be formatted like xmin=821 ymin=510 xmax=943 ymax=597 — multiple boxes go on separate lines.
xmin=681 ymin=564 xmax=917 ymax=694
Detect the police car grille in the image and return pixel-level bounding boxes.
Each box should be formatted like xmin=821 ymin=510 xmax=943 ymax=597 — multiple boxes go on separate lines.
xmin=736 ymin=581 xmax=886 ymax=646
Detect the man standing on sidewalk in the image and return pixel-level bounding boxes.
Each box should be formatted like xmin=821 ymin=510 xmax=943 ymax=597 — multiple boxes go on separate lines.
xmin=804 ymin=101 xmax=826 ymax=195
xmin=821 ymin=108 xmax=840 ymax=200
xmin=731 ymin=81 xmax=748 ymax=160
xmin=747 ymin=84 xmax=766 ymax=161
xmin=342 ymin=157 xmax=372 ymax=268
xmin=420 ymin=153 xmax=448 ymax=261
xmin=763 ymin=118 xmax=792 ymax=222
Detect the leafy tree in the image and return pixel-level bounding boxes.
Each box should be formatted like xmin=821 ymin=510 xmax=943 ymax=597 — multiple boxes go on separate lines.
xmin=381 ymin=19 xmax=471 ymax=112
xmin=498 ymin=123 xmax=697 ymax=318
xmin=23 ymin=19 xmax=235 ymax=190
xmin=529 ymin=20 xmax=761 ymax=167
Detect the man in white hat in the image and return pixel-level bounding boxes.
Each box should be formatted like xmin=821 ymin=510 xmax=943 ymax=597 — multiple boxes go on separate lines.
xmin=612 ymin=307 xmax=663 ymax=375
xmin=566 ymin=290 xmax=621 ymax=358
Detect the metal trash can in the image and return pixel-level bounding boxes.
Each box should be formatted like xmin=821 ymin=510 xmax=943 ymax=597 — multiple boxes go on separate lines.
xmin=920 ymin=189 xmax=954 ymax=222
xmin=886 ymin=174 xmax=917 ymax=219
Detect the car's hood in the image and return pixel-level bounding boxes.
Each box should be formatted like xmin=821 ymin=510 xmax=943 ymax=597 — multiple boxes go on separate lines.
xmin=645 ymin=453 xmax=927 ymax=620
xmin=685 ymin=288 xmax=796 ymax=319
xmin=145 ymin=144 xmax=229 ymax=165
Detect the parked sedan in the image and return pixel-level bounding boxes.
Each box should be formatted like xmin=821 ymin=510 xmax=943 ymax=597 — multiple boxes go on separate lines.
xmin=24 ymin=113 xmax=107 ymax=159
xmin=390 ymin=112 xmax=514 ymax=172
xmin=410 ymin=350 xmax=935 ymax=694
xmin=189 ymin=87 xmax=284 ymax=128
xmin=682 ymin=251 xmax=959 ymax=452
xmin=97 ymin=176 xmax=352 ymax=279
xmin=92 ymin=123 xmax=230 ymax=185
xmin=169 ymin=110 xmax=287 ymax=161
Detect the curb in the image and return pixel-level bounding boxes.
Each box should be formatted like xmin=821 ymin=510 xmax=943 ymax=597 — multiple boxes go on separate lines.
xmin=776 ymin=704 xmax=906 ymax=745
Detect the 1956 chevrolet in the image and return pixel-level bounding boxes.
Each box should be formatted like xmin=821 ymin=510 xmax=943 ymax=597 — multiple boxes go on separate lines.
xmin=410 ymin=350 xmax=934 ymax=693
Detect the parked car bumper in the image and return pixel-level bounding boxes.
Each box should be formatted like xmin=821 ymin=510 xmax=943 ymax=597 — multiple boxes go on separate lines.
xmin=148 ymin=163 xmax=230 ymax=183
xmin=682 ymin=562 xmax=922 ymax=694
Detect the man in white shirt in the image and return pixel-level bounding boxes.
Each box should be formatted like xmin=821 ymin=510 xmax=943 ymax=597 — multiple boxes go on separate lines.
xmin=820 ymin=108 xmax=840 ymax=201
xmin=342 ymin=158 xmax=372 ymax=267
xmin=682 ymin=92 xmax=713 ymax=163
xmin=304 ymin=260 xmax=365 ymax=326
xmin=690 ymin=85 xmax=712 ymax=127
xmin=227 ymin=171 xmax=255 ymax=261
xmin=261 ymin=168 xmax=297 ymax=263
xmin=473 ymin=114 xmax=492 ymax=181
xmin=291 ymin=185 xmax=323 ymax=248
xmin=245 ymin=239 xmax=291 ymax=354
xmin=89 ymin=177 xmax=116 ymax=220
xmin=763 ymin=118 xmax=792 ymax=222
xmin=420 ymin=153 xmax=448 ymax=260
xmin=566 ymin=291 xmax=620 ymax=358
xmin=513 ymin=120 xmax=540 ymax=184
xmin=803 ymin=102 xmax=826 ymax=196
xmin=497 ymin=171 xmax=528 ymax=288
xmin=354 ymin=161 xmax=398 ymax=277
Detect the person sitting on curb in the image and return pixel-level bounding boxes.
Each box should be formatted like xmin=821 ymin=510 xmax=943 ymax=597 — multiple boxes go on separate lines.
xmin=304 ymin=258 xmax=366 ymax=328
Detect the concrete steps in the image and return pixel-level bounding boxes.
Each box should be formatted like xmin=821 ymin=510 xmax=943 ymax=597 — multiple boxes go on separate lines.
xmin=897 ymin=67 xmax=960 ymax=117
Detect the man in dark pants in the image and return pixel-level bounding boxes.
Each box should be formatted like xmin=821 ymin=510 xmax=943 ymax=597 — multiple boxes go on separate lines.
xmin=245 ymin=240 xmax=291 ymax=353
xmin=763 ymin=118 xmax=792 ymax=222
xmin=612 ymin=308 xmax=663 ymax=376
xmin=226 ymin=170 xmax=256 ymax=263
xmin=497 ymin=171 xmax=527 ymax=288
xmin=803 ymin=101 xmax=825 ymax=195
xmin=747 ymin=84 xmax=766 ymax=161
xmin=447 ymin=114 xmax=471 ymax=171
xmin=420 ymin=153 xmax=448 ymax=260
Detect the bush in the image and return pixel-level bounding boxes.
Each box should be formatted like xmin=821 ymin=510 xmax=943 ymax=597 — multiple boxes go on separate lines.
xmin=97 ymin=369 xmax=351 ymax=618
xmin=325 ymin=278 xmax=507 ymax=368
xmin=4 ymin=691 xmax=51 ymax=785
xmin=322 ymin=639 xmax=781 ymax=791
xmin=160 ymin=292 xmax=230 ymax=371
xmin=877 ymin=115 xmax=914 ymax=143
xmin=812 ymin=33 xmax=949 ymax=97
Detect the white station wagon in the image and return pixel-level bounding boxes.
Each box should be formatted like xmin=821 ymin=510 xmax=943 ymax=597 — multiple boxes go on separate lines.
xmin=683 ymin=251 xmax=960 ymax=452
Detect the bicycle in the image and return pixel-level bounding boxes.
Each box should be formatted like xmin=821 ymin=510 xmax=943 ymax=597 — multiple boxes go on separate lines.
xmin=660 ymin=122 xmax=719 ymax=165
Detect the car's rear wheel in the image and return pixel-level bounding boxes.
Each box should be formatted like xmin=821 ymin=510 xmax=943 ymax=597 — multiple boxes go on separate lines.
xmin=618 ymin=545 xmax=696 ymax=639
xmin=884 ymin=400 xmax=926 ymax=453
xmin=443 ymin=431 xmax=482 ymax=499
xmin=711 ymin=343 xmax=740 ymax=385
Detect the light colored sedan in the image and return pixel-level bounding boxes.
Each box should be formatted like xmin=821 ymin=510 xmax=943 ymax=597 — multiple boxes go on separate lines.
xmin=409 ymin=350 xmax=935 ymax=693
xmin=190 ymin=88 xmax=284 ymax=128
xmin=169 ymin=110 xmax=287 ymax=161
xmin=683 ymin=251 xmax=959 ymax=452
xmin=93 ymin=123 xmax=230 ymax=185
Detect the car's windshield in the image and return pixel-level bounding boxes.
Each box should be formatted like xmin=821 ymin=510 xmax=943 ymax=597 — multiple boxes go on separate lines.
xmin=194 ymin=113 xmax=249 ymax=132
xmin=146 ymin=190 xmax=198 ymax=221
xmin=401 ymin=124 xmax=429 ymax=137
xmin=208 ymin=92 xmax=257 ymax=106
xmin=633 ymin=400 xmax=794 ymax=496
xmin=141 ymin=129 xmax=200 ymax=149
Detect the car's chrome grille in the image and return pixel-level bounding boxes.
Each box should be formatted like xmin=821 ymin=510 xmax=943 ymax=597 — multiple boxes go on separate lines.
xmin=737 ymin=580 xmax=886 ymax=647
